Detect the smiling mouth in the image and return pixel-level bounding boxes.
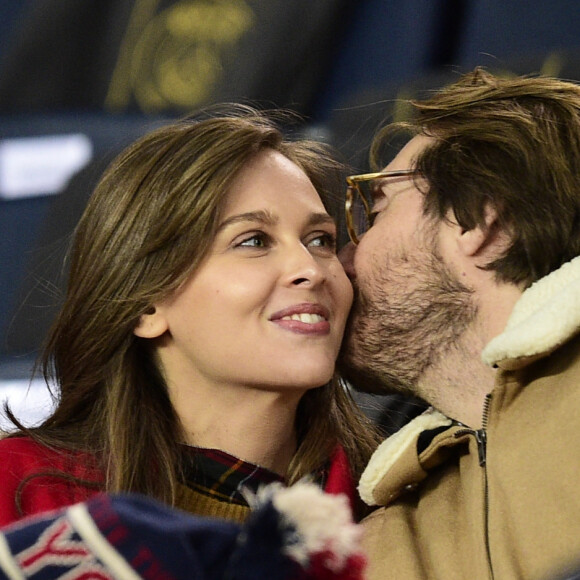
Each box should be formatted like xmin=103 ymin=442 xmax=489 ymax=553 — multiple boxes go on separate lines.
xmin=271 ymin=307 xmax=331 ymax=336
xmin=280 ymin=313 xmax=327 ymax=324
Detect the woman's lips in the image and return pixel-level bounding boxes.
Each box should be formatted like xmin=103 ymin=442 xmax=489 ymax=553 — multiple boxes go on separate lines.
xmin=269 ymin=303 xmax=331 ymax=335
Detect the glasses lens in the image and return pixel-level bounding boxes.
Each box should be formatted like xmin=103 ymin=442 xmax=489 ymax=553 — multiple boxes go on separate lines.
xmin=352 ymin=182 xmax=374 ymax=240
xmin=351 ymin=192 xmax=368 ymax=240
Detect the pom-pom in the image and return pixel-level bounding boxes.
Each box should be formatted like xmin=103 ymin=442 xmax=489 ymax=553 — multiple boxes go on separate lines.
xmin=243 ymin=482 xmax=366 ymax=579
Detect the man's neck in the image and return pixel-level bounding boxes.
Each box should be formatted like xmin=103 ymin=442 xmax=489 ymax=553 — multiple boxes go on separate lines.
xmin=418 ymin=322 xmax=496 ymax=428
xmin=419 ymin=280 xmax=522 ymax=428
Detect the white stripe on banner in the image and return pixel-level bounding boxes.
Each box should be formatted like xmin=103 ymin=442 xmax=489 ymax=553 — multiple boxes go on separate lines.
xmin=67 ymin=503 xmax=142 ymax=580
xmin=0 ymin=533 xmax=25 ymax=580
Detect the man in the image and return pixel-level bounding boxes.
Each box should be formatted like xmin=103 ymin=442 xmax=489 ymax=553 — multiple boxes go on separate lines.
xmin=340 ymin=68 xmax=580 ymax=580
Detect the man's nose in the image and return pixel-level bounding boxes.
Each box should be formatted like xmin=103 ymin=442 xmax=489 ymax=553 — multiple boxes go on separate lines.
xmin=338 ymin=242 xmax=357 ymax=279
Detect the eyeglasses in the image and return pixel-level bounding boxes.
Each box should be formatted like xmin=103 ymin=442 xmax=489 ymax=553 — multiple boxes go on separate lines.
xmin=345 ymin=169 xmax=417 ymax=244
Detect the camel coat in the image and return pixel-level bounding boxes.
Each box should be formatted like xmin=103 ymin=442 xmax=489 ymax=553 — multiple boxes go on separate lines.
xmin=360 ymin=256 xmax=580 ymax=580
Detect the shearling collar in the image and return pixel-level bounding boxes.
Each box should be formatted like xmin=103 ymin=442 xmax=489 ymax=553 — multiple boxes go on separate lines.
xmin=482 ymin=255 xmax=580 ymax=370
xmin=358 ymin=408 xmax=453 ymax=506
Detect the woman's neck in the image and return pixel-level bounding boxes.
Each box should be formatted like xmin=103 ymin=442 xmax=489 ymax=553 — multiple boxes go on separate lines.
xmin=171 ymin=384 xmax=302 ymax=476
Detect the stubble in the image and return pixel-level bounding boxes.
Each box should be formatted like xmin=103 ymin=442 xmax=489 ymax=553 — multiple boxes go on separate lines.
xmin=339 ymin=235 xmax=477 ymax=398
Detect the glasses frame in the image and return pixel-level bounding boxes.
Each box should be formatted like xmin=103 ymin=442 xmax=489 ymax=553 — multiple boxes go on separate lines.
xmin=345 ymin=169 xmax=417 ymax=244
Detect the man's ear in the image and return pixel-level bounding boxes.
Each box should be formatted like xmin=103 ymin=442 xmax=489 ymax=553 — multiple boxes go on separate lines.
xmin=133 ymin=306 xmax=169 ymax=339
xmin=456 ymin=203 xmax=504 ymax=258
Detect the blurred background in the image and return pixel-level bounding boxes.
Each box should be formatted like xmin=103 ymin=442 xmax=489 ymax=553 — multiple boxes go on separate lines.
xmin=1 ymin=0 xmax=580 ymax=428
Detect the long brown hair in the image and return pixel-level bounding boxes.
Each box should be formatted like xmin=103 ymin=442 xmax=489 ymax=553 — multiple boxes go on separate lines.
xmin=372 ymin=68 xmax=580 ymax=287
xmin=7 ymin=105 xmax=379 ymax=504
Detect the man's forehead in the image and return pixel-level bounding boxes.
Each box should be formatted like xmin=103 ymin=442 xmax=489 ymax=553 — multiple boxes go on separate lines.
xmin=383 ymin=134 xmax=435 ymax=172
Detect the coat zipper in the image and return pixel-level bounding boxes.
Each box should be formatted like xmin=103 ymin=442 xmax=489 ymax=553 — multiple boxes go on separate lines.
xmin=454 ymin=393 xmax=494 ymax=579
xmin=480 ymin=393 xmax=494 ymax=580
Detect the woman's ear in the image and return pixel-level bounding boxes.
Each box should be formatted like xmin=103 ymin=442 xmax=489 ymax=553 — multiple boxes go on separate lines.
xmin=133 ymin=306 xmax=169 ymax=338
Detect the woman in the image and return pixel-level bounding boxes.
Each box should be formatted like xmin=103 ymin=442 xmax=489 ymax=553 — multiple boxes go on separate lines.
xmin=0 ymin=106 xmax=379 ymax=525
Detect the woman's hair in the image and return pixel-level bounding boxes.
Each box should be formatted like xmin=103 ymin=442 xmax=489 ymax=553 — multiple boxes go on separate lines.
xmin=7 ymin=105 xmax=378 ymax=504
xmin=371 ymin=67 xmax=580 ymax=287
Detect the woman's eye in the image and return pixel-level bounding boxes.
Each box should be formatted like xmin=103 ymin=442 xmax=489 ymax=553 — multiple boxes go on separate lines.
xmin=307 ymin=232 xmax=337 ymax=251
xmin=236 ymin=233 xmax=270 ymax=248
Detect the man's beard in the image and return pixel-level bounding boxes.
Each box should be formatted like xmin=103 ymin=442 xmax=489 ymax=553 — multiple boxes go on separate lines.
xmin=339 ymin=239 xmax=477 ymax=398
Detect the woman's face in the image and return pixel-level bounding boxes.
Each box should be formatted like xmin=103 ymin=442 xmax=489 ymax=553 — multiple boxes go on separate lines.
xmin=137 ymin=149 xmax=353 ymax=396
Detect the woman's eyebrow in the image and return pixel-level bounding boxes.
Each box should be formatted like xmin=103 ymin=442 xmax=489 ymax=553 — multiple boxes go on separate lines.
xmin=217 ymin=210 xmax=278 ymax=232
xmin=308 ymin=213 xmax=336 ymax=227
xmin=217 ymin=211 xmax=335 ymax=232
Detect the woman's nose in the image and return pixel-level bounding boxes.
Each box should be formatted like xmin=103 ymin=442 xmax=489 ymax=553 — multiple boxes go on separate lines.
xmin=285 ymin=245 xmax=326 ymax=287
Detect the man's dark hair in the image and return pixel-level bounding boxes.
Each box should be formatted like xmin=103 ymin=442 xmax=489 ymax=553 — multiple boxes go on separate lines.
xmin=372 ymin=67 xmax=580 ymax=287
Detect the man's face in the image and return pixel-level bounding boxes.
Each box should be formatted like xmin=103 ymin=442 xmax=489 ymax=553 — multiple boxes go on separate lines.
xmin=339 ymin=135 xmax=476 ymax=397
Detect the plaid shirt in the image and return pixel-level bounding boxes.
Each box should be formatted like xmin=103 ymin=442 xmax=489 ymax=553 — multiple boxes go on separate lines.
xmin=180 ymin=446 xmax=286 ymax=506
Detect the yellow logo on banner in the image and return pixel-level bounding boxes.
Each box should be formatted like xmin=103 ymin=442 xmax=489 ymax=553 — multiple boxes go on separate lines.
xmin=106 ymin=0 xmax=254 ymax=113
